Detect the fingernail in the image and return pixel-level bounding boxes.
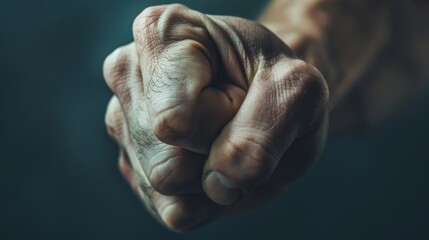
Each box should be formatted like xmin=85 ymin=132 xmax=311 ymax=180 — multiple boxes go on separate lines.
xmin=204 ymin=171 xmax=241 ymax=205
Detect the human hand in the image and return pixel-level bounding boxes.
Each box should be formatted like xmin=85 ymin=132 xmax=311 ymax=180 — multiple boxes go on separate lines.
xmin=103 ymin=4 xmax=328 ymax=232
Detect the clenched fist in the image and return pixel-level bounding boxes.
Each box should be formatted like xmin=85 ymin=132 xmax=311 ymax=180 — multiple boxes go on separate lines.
xmin=103 ymin=4 xmax=328 ymax=232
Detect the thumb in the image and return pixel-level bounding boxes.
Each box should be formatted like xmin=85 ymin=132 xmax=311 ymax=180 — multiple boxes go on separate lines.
xmin=202 ymin=59 xmax=328 ymax=205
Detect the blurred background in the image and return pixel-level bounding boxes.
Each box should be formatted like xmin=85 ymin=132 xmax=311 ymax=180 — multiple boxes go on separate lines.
xmin=1 ymin=0 xmax=428 ymax=239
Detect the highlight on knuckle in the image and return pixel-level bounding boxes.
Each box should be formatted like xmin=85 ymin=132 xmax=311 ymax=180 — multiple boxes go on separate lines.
xmin=157 ymin=4 xmax=190 ymax=31
xmin=134 ymin=6 xmax=164 ymax=29
xmin=132 ymin=6 xmax=165 ymax=44
xmin=104 ymin=97 xmax=126 ymax=141
xmin=133 ymin=4 xmax=194 ymax=44
xmin=133 ymin=4 xmax=187 ymax=40
xmin=103 ymin=47 xmax=131 ymax=94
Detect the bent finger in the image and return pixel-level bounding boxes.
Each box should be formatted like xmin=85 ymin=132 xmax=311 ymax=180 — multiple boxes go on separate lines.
xmin=106 ymin=95 xmax=206 ymax=195
xmin=122 ymin=136 xmax=223 ymax=232
xmin=133 ymin=4 xmax=245 ymax=154
xmin=203 ymin=59 xmax=328 ymax=205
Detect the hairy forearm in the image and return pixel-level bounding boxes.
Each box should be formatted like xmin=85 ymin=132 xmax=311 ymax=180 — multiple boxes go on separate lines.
xmin=259 ymin=0 xmax=429 ymax=133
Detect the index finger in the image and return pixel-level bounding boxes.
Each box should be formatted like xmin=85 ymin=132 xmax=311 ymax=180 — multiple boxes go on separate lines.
xmin=133 ymin=4 xmax=245 ymax=154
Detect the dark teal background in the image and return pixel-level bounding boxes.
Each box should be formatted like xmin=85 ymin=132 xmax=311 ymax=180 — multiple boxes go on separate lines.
xmin=1 ymin=0 xmax=428 ymax=239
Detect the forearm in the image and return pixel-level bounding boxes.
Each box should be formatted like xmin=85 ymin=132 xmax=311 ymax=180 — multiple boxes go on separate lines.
xmin=260 ymin=0 xmax=429 ymax=133
xmin=259 ymin=0 xmax=396 ymax=132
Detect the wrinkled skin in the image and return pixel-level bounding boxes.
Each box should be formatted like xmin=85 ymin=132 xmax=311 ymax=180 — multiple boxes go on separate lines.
xmin=103 ymin=4 xmax=328 ymax=232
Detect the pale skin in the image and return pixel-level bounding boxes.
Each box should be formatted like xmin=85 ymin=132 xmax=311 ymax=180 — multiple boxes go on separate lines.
xmin=103 ymin=0 xmax=429 ymax=232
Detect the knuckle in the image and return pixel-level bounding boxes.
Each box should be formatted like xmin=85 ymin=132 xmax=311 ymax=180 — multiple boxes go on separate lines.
xmin=270 ymin=59 xmax=329 ymax=130
xmin=147 ymin=147 xmax=204 ymax=195
xmin=223 ymin=134 xmax=278 ymax=189
xmin=152 ymin=106 xmax=192 ymax=145
xmin=159 ymin=4 xmax=190 ymax=27
xmin=153 ymin=115 xmax=180 ymax=145
xmin=132 ymin=5 xmax=166 ymax=44
xmin=160 ymin=204 xmax=191 ymax=232
xmin=140 ymin=5 xmax=165 ymax=18
xmin=118 ymin=152 xmax=135 ymax=185
xmin=282 ymin=59 xmax=328 ymax=107
xmin=133 ymin=4 xmax=191 ymax=44
xmin=147 ymin=160 xmax=175 ymax=195
xmin=163 ymin=3 xmax=188 ymax=16
xmin=133 ymin=5 xmax=165 ymax=29
xmin=105 ymin=97 xmax=126 ymax=141
xmin=158 ymin=200 xmax=201 ymax=232
xmin=103 ymin=46 xmax=131 ymax=94
xmin=291 ymin=62 xmax=329 ymax=127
